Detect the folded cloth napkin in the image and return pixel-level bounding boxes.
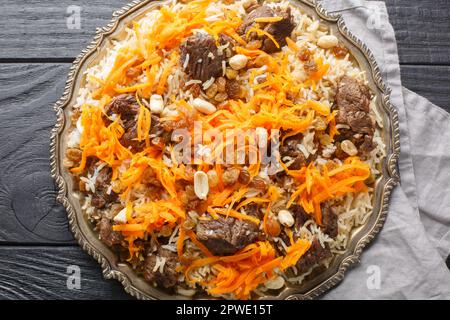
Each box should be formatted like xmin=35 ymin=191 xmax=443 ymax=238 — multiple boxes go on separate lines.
xmin=316 ymin=0 xmax=450 ymax=299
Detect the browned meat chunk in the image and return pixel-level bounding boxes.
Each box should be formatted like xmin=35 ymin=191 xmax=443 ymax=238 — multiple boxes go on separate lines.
xmin=196 ymin=216 xmax=260 ymax=256
xmin=334 ymin=76 xmax=376 ymax=158
xmin=102 ymin=94 xmax=145 ymax=151
xmin=180 ymin=33 xmax=225 ymax=82
xmin=86 ymin=159 xmax=117 ymax=209
xmin=291 ymin=204 xmax=311 ymax=230
xmin=103 ymin=94 xmax=169 ymax=151
xmin=321 ymin=202 xmax=338 ymax=238
xmin=296 ymin=239 xmax=332 ymax=273
xmin=335 ymin=76 xmax=373 ymax=135
xmin=238 ymin=5 xmax=296 ymax=53
xmin=279 ymin=133 xmax=310 ymax=170
xmin=144 ymin=247 xmax=179 ymax=289
xmin=102 ymin=94 xmax=140 ymax=124
xmin=97 ymin=217 xmax=123 ymax=247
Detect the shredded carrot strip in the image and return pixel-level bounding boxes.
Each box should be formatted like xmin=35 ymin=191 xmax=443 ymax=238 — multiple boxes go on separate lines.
xmin=254 ymin=16 xmax=283 ymax=23
xmin=209 ymin=207 xmax=260 ymax=225
xmin=285 ymin=37 xmax=299 ymax=52
xmin=285 ymin=157 xmax=370 ymax=224
xmin=184 ymin=240 xmax=310 ymax=299
xmin=186 ymin=230 xmax=214 ymax=257
xmin=246 ymin=26 xmax=280 ymax=49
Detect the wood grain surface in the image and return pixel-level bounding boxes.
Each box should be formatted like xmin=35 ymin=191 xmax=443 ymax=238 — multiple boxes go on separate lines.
xmin=0 ymin=0 xmax=448 ymax=299
xmin=0 ymin=246 xmax=130 ymax=299
xmin=0 ymin=0 xmax=449 ymax=64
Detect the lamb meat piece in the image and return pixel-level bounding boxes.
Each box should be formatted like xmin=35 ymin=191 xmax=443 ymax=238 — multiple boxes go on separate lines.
xmin=238 ymin=5 xmax=274 ymax=35
xmin=263 ymin=7 xmax=296 ymax=52
xmin=334 ymin=76 xmax=376 ymax=158
xmin=143 ymin=247 xmax=179 ymax=289
xmin=321 ymin=202 xmax=338 ymax=238
xmin=102 ymin=94 xmax=140 ymax=125
xmin=296 ymin=239 xmax=332 ymax=273
xmin=86 ymin=160 xmax=117 ymax=209
xmin=359 ymin=134 xmax=376 ymax=158
xmin=335 ymin=76 xmax=373 ymax=135
xmin=291 ymin=204 xmax=311 ymax=230
xmin=97 ymin=217 xmax=123 ymax=247
xmin=180 ymin=33 xmax=225 ymax=82
xmin=279 ymin=133 xmax=302 ymax=158
xmin=119 ymin=124 xmax=144 ymax=151
xmin=238 ymin=5 xmax=296 ymax=53
xmin=102 ymin=94 xmax=147 ymax=151
xmin=279 ymin=133 xmax=309 ymax=170
xmin=243 ymin=203 xmax=262 ymax=219
xmin=196 ymin=216 xmax=260 ymax=256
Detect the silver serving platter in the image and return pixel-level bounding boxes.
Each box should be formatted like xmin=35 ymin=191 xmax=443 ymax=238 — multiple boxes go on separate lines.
xmin=50 ymin=0 xmax=400 ymax=300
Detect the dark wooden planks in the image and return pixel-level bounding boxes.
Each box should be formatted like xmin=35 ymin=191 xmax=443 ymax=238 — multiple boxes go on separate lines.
xmin=401 ymin=65 xmax=450 ymax=109
xmin=0 ymin=63 xmax=75 ymax=244
xmin=0 ymin=246 xmax=131 ymax=299
xmin=0 ymin=0 xmax=449 ymax=65
xmin=385 ymin=0 xmax=450 ymax=64
xmin=0 ymin=0 xmax=125 ymax=59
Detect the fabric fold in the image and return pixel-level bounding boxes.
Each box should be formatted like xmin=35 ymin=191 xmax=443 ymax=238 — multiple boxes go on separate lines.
xmin=316 ymin=0 xmax=450 ymax=299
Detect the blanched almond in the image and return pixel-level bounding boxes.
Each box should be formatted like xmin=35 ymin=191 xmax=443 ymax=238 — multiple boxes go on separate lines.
xmin=194 ymin=171 xmax=209 ymax=200
xmin=149 ymin=94 xmax=164 ymax=114
xmin=192 ymin=98 xmax=217 ymax=114
xmin=277 ymin=209 xmax=295 ymax=227
xmin=229 ymin=54 xmax=248 ymax=71
xmin=317 ymin=35 xmax=339 ymax=49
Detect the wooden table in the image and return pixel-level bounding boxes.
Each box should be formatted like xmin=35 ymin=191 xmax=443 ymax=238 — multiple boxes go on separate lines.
xmin=0 ymin=0 xmax=448 ymax=299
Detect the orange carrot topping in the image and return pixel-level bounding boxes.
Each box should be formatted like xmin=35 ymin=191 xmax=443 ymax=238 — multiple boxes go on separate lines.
xmin=286 ymin=157 xmax=370 ymax=224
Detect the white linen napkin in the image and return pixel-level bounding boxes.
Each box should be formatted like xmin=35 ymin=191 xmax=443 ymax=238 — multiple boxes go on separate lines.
xmin=316 ymin=0 xmax=450 ymax=299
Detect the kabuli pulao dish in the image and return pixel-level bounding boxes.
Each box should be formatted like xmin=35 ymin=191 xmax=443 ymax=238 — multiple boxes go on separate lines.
xmin=63 ymin=0 xmax=386 ymax=299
